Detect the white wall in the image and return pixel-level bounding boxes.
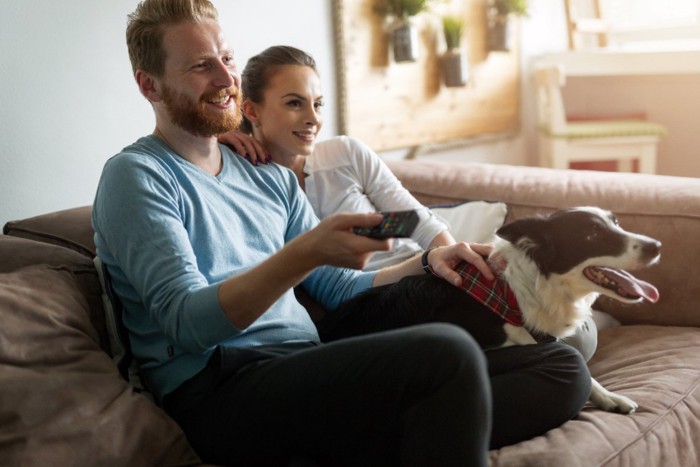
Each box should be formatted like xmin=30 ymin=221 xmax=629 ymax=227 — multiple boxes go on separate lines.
xmin=0 ymin=0 xmax=336 ymax=226
xmin=2 ymin=0 xmax=698 ymax=226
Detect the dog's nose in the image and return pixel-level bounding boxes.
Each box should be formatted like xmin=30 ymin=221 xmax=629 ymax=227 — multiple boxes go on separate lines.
xmin=640 ymin=239 xmax=661 ymax=260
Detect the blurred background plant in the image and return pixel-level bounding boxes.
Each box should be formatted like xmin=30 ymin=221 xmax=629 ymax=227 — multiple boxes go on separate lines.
xmin=442 ymin=14 xmax=464 ymax=49
xmin=378 ymin=0 xmax=431 ymax=20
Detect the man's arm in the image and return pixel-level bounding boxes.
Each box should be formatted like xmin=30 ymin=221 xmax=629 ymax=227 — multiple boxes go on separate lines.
xmin=218 ymin=212 xmax=391 ymax=329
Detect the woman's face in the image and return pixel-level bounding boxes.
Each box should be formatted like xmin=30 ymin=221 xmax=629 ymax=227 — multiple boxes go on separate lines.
xmin=245 ymin=65 xmax=323 ymax=160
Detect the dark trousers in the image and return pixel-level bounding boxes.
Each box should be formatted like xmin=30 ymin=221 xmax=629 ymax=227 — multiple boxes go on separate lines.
xmin=318 ymin=290 xmax=592 ymax=449
xmin=165 ymin=324 xmax=491 ymax=466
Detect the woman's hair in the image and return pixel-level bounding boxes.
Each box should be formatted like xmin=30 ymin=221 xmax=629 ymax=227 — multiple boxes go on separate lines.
xmin=239 ymin=45 xmax=318 ymax=134
xmin=126 ymin=0 xmax=219 ymax=78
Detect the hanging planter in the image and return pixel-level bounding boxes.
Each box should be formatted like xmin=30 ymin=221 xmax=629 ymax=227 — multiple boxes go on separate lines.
xmin=487 ymin=14 xmax=511 ymax=52
xmin=379 ymin=0 xmax=430 ymax=63
xmin=440 ymin=15 xmax=468 ymax=87
xmin=486 ymin=0 xmax=528 ymax=52
xmin=390 ymin=19 xmax=419 ymax=63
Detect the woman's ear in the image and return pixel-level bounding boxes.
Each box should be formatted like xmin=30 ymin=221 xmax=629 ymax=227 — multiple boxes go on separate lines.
xmin=135 ymin=70 xmax=161 ymax=102
xmin=242 ymin=100 xmax=259 ymax=127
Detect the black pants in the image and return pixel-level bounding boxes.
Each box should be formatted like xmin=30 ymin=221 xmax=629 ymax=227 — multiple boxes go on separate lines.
xmin=318 ymin=289 xmax=592 ymax=449
xmin=165 ymin=324 xmax=492 ymax=466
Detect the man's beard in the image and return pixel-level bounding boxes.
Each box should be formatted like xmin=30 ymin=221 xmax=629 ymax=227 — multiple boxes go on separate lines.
xmin=160 ymin=84 xmax=242 ymax=137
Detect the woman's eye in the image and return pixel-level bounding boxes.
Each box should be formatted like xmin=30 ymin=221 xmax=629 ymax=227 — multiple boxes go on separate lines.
xmin=286 ymin=100 xmax=302 ymax=108
xmin=314 ymin=100 xmax=324 ymax=110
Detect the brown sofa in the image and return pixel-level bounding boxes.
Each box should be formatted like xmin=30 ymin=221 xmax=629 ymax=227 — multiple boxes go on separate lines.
xmin=2 ymin=160 xmax=700 ymax=466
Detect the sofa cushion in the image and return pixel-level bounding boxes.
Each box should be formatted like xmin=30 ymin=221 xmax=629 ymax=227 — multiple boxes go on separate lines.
xmin=0 ymin=236 xmax=110 ymax=352
xmin=489 ymin=324 xmax=700 ymax=466
xmin=3 ymin=205 xmax=95 ymax=257
xmin=0 ymin=238 xmax=199 ymax=466
xmin=430 ymin=200 xmax=508 ymax=243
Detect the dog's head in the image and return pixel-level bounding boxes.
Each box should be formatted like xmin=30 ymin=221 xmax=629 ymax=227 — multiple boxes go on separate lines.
xmin=494 ymin=207 xmax=660 ymax=304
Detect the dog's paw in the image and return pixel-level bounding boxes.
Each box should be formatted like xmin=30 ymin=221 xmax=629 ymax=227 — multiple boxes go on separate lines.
xmin=602 ymin=392 xmax=638 ymax=414
xmin=589 ymin=378 xmax=638 ymax=414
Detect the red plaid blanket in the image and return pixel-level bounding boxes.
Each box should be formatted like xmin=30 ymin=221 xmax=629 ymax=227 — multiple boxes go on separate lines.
xmin=453 ymin=260 xmax=524 ymax=327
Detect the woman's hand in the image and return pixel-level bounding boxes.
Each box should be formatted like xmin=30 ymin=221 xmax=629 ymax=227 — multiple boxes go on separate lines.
xmin=218 ymin=130 xmax=269 ymax=165
xmin=428 ymin=243 xmax=495 ymax=286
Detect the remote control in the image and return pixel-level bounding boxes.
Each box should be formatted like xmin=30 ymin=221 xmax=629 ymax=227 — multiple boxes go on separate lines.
xmin=353 ymin=210 xmax=419 ymax=239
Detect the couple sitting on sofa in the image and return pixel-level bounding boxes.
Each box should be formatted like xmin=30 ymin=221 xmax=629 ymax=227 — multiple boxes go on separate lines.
xmin=95 ymin=1 xmax=591 ymax=465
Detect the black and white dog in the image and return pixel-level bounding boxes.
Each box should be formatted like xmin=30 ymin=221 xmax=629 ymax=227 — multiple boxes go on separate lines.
xmin=328 ymin=207 xmax=660 ymax=414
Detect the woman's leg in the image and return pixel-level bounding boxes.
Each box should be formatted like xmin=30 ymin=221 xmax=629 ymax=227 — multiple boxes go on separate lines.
xmin=560 ymin=315 xmax=598 ymax=361
xmin=485 ymin=342 xmax=591 ymax=449
xmin=164 ymin=323 xmax=491 ymax=467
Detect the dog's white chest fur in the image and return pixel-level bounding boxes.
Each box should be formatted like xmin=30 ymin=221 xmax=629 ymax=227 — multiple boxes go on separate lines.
xmin=492 ymin=241 xmax=593 ymax=340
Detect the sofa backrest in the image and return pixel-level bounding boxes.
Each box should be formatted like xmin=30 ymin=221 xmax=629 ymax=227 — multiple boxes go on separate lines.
xmin=3 ymin=205 xmax=95 ymax=257
xmin=387 ymin=160 xmax=700 ymax=328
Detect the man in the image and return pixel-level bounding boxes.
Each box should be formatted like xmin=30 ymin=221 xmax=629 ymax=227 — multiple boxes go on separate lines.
xmin=93 ymin=1 xmax=589 ymax=465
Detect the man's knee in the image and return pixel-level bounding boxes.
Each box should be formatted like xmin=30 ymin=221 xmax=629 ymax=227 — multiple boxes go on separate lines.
xmin=401 ymin=323 xmax=488 ymax=380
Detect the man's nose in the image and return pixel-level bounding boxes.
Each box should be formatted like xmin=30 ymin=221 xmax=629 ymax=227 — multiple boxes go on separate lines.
xmin=213 ymin=60 xmax=237 ymax=88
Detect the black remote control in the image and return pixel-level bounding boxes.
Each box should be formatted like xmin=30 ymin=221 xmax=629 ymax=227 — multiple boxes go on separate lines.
xmin=353 ymin=210 xmax=420 ymax=239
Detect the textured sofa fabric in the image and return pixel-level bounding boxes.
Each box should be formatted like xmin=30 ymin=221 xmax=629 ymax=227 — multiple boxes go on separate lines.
xmin=2 ymin=160 xmax=700 ymax=466
xmin=0 ymin=236 xmax=200 ymax=466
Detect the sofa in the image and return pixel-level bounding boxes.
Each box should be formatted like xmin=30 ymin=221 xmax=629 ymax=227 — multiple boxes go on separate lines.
xmin=2 ymin=160 xmax=699 ymax=466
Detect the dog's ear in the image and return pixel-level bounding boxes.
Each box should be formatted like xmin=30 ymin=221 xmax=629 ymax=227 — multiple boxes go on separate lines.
xmin=496 ymin=217 xmax=548 ymax=245
xmin=497 ymin=216 xmax=558 ymax=276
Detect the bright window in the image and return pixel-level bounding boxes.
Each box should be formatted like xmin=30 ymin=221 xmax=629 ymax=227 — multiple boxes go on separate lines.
xmin=601 ymin=0 xmax=700 ymax=43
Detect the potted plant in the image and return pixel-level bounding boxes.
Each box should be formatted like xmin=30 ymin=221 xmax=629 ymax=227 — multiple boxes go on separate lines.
xmin=379 ymin=0 xmax=431 ymax=62
xmin=440 ymin=15 xmax=469 ymax=87
xmin=487 ymin=0 xmax=528 ymax=52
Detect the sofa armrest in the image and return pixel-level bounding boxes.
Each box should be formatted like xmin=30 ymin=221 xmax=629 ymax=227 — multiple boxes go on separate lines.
xmin=387 ymin=160 xmax=700 ymax=328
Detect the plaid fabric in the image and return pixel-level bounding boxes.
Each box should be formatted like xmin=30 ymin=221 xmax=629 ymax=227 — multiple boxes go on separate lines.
xmin=453 ymin=260 xmax=524 ymax=327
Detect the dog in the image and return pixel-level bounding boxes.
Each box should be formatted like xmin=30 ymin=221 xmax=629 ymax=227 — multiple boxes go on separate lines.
xmin=327 ymin=207 xmax=661 ymax=414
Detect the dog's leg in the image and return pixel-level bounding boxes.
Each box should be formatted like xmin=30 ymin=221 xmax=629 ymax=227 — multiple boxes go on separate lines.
xmin=502 ymin=324 xmax=538 ymax=346
xmin=589 ymin=377 xmax=638 ymax=414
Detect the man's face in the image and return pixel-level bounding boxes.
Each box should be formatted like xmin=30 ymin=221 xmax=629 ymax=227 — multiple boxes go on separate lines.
xmin=160 ymin=81 xmax=242 ymax=137
xmin=157 ymin=19 xmax=242 ymax=137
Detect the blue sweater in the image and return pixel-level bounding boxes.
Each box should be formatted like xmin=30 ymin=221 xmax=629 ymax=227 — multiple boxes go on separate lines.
xmin=92 ymin=135 xmax=376 ymax=400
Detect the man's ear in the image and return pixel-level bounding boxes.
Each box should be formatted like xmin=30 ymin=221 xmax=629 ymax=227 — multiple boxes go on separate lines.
xmin=135 ymin=69 xmax=161 ymax=102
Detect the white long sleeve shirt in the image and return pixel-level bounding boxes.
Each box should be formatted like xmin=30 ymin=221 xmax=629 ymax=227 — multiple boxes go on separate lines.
xmin=303 ymin=136 xmax=449 ymax=270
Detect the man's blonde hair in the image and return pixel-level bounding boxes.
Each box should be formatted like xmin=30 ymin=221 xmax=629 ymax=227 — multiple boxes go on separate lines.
xmin=126 ymin=0 xmax=219 ymax=78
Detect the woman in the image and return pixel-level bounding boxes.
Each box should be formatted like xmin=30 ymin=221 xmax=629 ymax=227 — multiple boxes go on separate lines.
xmin=220 ymin=45 xmax=459 ymax=272
xmin=218 ymin=46 xmax=593 ymax=450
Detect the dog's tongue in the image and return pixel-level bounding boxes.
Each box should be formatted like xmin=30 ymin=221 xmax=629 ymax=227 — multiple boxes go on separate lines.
xmin=599 ymin=267 xmax=660 ymax=303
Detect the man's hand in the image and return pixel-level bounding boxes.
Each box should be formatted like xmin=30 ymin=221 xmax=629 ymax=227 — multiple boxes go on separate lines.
xmin=218 ymin=130 xmax=269 ymax=165
xmin=291 ymin=213 xmax=392 ymax=270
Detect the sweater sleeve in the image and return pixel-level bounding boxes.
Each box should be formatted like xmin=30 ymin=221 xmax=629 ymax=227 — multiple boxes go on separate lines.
xmin=93 ymin=153 xmax=238 ymax=354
